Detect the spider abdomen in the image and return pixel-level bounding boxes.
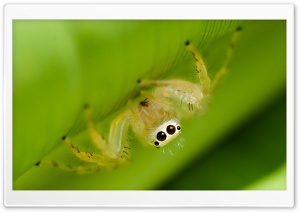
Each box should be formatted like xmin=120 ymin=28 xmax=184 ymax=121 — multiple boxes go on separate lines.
xmin=154 ymin=80 xmax=204 ymax=112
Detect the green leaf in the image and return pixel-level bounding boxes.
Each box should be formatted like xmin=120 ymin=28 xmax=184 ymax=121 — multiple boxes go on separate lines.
xmin=13 ymin=20 xmax=286 ymax=190
xmin=244 ymin=164 xmax=286 ymax=190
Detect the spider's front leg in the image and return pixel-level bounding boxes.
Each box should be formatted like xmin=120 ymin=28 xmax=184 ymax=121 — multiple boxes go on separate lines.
xmin=210 ymin=26 xmax=242 ymax=92
xmin=84 ymin=105 xmax=131 ymax=162
xmin=36 ymin=106 xmax=131 ymax=174
xmin=185 ymin=41 xmax=211 ymax=95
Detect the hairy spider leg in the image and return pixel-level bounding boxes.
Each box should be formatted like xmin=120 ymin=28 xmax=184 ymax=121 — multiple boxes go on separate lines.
xmin=210 ymin=26 xmax=242 ymax=93
xmin=36 ymin=107 xmax=130 ymax=173
xmin=108 ymin=113 xmax=131 ymax=158
xmin=85 ymin=105 xmax=132 ymax=162
xmin=36 ymin=160 xmax=100 ymax=174
xmin=84 ymin=106 xmax=120 ymax=159
xmin=185 ymin=41 xmax=211 ymax=95
xmin=62 ymin=136 xmax=118 ymax=164
xmin=34 ymin=136 xmax=113 ymax=173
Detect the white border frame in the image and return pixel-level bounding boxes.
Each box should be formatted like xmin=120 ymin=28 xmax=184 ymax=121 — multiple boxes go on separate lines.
xmin=3 ymin=4 xmax=294 ymax=207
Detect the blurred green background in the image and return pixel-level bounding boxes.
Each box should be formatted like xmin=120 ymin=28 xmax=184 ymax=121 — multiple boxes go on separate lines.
xmin=12 ymin=20 xmax=286 ymax=190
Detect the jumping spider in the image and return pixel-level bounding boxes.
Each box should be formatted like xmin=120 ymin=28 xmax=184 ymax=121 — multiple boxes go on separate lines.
xmin=36 ymin=27 xmax=242 ymax=174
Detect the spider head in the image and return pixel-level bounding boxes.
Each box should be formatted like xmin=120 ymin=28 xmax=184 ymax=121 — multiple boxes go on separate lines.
xmin=149 ymin=119 xmax=181 ymax=148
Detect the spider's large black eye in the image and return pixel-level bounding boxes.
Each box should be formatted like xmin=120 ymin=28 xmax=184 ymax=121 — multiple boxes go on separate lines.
xmin=156 ymin=131 xmax=167 ymax=141
xmin=166 ymin=125 xmax=176 ymax=135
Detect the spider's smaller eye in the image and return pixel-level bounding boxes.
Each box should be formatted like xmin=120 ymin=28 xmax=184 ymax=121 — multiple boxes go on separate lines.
xmin=177 ymin=126 xmax=181 ymax=130
xmin=157 ymin=131 xmax=167 ymax=141
xmin=154 ymin=141 xmax=159 ymax=146
xmin=166 ymin=125 xmax=176 ymax=135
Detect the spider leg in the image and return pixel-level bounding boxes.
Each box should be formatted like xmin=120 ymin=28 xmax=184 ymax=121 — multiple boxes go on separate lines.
xmin=210 ymin=26 xmax=242 ymax=93
xmin=185 ymin=41 xmax=211 ymax=95
xmin=84 ymin=105 xmax=120 ymax=159
xmin=62 ymin=136 xmax=118 ymax=163
xmin=36 ymin=106 xmax=131 ymax=173
xmin=85 ymin=105 xmax=131 ymax=162
xmin=35 ymin=160 xmax=114 ymax=174
xmin=108 ymin=113 xmax=131 ymax=157
xmin=34 ymin=136 xmax=121 ymax=173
